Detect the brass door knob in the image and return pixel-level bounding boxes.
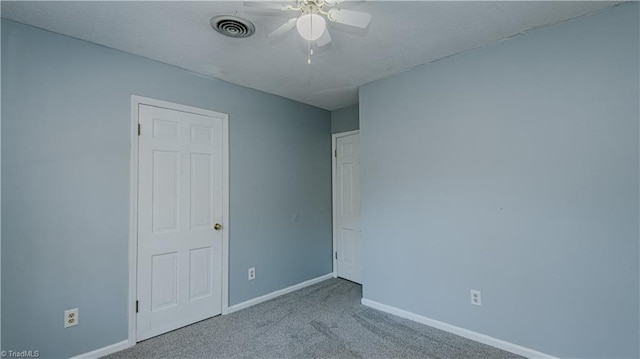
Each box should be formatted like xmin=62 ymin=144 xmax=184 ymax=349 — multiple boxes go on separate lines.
xmin=214 ymin=223 xmax=222 ymax=230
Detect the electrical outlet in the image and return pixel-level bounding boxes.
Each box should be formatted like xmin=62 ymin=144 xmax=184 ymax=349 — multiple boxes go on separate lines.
xmin=64 ymin=308 xmax=79 ymax=328
xmin=248 ymin=267 xmax=256 ymax=280
xmin=470 ymin=290 xmax=482 ymax=306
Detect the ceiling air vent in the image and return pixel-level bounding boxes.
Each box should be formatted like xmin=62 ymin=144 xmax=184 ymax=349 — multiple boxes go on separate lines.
xmin=210 ymin=15 xmax=255 ymax=38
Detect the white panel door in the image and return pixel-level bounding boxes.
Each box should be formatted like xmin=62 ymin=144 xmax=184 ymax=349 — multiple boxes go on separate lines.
xmin=335 ymin=133 xmax=361 ymax=283
xmin=137 ymin=104 xmax=224 ymax=341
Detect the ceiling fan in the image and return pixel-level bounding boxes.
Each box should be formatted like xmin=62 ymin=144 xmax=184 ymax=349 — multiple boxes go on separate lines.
xmin=244 ymin=0 xmax=372 ymax=64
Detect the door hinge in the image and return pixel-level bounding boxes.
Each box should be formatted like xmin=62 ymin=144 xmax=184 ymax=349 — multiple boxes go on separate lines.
xmin=136 ymin=300 xmax=139 ymax=313
xmin=137 ymin=123 xmax=141 ymax=136
xmin=335 ymin=252 xmax=338 ymax=260
xmin=334 ymin=150 xmax=337 ymax=158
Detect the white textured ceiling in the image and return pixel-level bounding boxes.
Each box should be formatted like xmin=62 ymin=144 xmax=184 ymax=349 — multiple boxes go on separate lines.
xmin=1 ymin=1 xmax=622 ymax=110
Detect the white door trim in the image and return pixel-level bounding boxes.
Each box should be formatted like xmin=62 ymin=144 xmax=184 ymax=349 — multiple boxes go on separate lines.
xmin=331 ymin=130 xmax=360 ymax=278
xmin=128 ymin=95 xmax=230 ymax=346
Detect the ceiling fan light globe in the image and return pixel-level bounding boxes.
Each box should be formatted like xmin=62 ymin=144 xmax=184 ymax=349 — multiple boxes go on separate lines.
xmin=296 ymin=14 xmax=326 ymax=41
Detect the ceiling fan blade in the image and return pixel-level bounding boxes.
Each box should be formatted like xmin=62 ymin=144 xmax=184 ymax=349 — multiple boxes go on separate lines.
xmin=243 ymin=1 xmax=288 ymax=10
xmin=326 ymin=0 xmax=367 ymax=4
xmin=315 ymin=29 xmax=332 ymax=47
xmin=327 ymin=8 xmax=371 ymax=29
xmin=326 ymin=0 xmax=368 ymax=4
xmin=268 ymin=17 xmax=298 ymax=38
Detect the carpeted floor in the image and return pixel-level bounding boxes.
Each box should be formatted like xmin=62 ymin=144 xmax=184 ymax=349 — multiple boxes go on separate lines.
xmin=107 ymin=278 xmax=522 ymax=358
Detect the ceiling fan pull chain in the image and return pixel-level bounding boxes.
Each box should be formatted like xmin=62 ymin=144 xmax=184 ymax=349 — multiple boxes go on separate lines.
xmin=308 ymin=9 xmax=313 ymax=65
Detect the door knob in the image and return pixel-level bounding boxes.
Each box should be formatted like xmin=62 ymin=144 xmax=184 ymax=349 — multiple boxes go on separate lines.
xmin=214 ymin=223 xmax=222 ymax=230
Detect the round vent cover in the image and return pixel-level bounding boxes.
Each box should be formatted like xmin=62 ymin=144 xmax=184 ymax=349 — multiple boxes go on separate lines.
xmin=210 ymin=15 xmax=255 ymax=38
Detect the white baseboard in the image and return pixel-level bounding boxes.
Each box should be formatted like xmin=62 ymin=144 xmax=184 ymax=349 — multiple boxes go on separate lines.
xmin=70 ymin=339 xmax=132 ymax=359
xmin=361 ymin=298 xmax=557 ymax=359
xmin=227 ymin=273 xmax=333 ymax=314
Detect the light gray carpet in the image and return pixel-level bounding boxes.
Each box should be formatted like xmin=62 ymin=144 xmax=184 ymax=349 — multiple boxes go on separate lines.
xmin=108 ymin=278 xmax=522 ymax=358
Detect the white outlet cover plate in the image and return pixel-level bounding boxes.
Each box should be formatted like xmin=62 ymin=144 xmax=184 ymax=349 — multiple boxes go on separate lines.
xmin=470 ymin=290 xmax=482 ymax=306
xmin=248 ymin=267 xmax=255 ymax=280
xmin=64 ymin=308 xmax=79 ymax=328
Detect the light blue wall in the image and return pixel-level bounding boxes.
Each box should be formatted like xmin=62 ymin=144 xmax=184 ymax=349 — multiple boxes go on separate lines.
xmin=360 ymin=4 xmax=639 ymax=359
xmin=1 ymin=19 xmax=332 ymax=358
xmin=0 ymin=19 xmax=3 ymax=353
xmin=331 ymin=104 xmax=359 ymax=134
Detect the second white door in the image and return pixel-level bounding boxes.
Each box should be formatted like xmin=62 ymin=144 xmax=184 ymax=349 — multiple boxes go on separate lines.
xmin=136 ymin=103 xmax=225 ymax=341
xmin=334 ymin=132 xmax=361 ymax=283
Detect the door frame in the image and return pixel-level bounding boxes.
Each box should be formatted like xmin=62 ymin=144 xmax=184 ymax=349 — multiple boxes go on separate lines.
xmin=127 ymin=95 xmax=230 ymax=346
xmin=331 ymin=130 xmax=360 ymax=278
